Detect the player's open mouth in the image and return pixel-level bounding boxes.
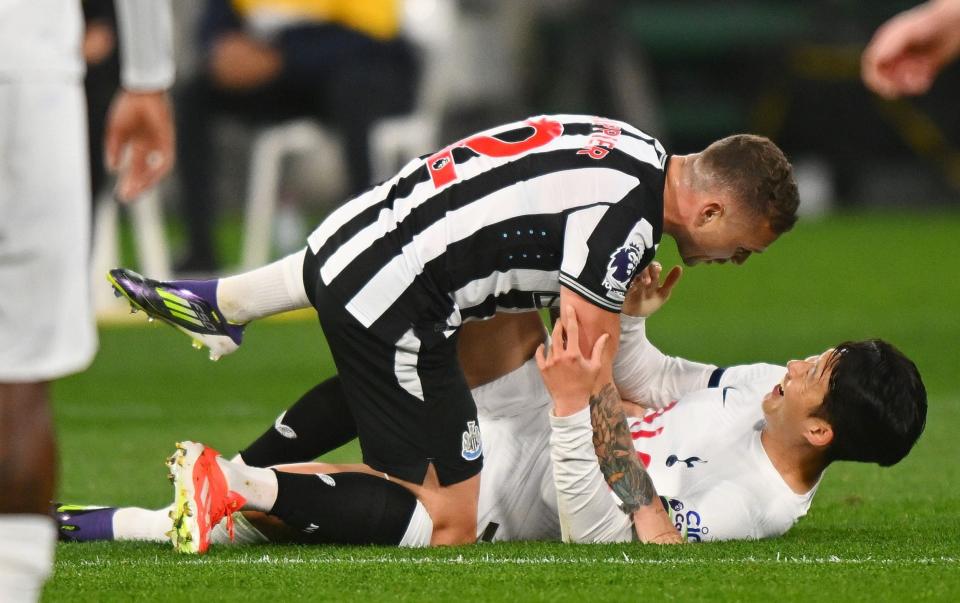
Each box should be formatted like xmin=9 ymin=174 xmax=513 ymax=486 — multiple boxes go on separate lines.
xmin=772 ymin=383 xmax=784 ymax=397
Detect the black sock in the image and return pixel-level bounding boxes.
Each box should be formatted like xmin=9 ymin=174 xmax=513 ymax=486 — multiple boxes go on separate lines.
xmin=239 ymin=377 xmax=358 ymax=467
xmin=270 ymin=471 xmax=416 ymax=545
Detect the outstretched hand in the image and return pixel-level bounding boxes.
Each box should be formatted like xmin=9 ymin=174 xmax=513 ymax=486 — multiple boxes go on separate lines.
xmin=862 ymin=0 xmax=960 ymax=98
xmin=105 ymin=90 xmax=175 ymax=202
xmin=536 ymin=305 xmax=609 ymax=415
xmin=622 ymin=262 xmax=682 ymax=318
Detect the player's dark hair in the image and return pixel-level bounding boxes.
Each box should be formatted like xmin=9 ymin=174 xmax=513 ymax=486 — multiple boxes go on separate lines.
xmin=812 ymin=339 xmax=927 ymax=467
xmin=698 ymin=135 xmax=799 ymax=234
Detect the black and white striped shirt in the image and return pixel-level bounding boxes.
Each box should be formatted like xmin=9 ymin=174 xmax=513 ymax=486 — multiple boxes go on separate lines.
xmin=307 ymin=114 xmax=667 ymax=342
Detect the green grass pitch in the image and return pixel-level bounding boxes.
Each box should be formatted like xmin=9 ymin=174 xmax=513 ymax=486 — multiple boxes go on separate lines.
xmin=48 ymin=210 xmax=960 ymax=601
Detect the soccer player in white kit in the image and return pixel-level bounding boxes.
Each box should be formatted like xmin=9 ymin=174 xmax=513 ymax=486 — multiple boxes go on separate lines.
xmin=541 ymin=264 xmax=927 ymax=544
xmin=0 ymin=1 xmax=175 ymax=600
xmin=56 ymin=264 xmax=927 ymax=547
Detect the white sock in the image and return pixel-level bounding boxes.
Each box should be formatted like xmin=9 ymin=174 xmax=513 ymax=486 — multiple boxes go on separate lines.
xmin=398 ymin=501 xmax=433 ymax=548
xmin=229 ymin=452 xmax=248 ymax=465
xmin=216 ymin=249 xmax=310 ymax=323
xmin=0 ymin=515 xmax=55 ymax=603
xmin=216 ymin=457 xmax=278 ymax=512
xmin=210 ymin=512 xmax=269 ymax=545
xmin=112 ymin=506 xmax=173 ymax=542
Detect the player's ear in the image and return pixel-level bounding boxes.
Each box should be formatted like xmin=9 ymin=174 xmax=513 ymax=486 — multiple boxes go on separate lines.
xmin=697 ymin=202 xmax=723 ymax=225
xmin=803 ymin=417 xmax=834 ymax=449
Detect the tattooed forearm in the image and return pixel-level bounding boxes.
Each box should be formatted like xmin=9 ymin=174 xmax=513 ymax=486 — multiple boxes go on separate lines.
xmin=590 ymin=383 xmax=658 ymax=514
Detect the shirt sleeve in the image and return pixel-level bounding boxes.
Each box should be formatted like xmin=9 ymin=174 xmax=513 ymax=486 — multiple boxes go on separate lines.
xmin=718 ymin=363 xmax=786 ymax=391
xmin=549 ymin=406 xmax=634 ymax=543
xmin=114 ymin=0 xmax=175 ymax=91
xmin=613 ymin=315 xmax=719 ymax=408
xmin=559 ymin=195 xmax=658 ymax=313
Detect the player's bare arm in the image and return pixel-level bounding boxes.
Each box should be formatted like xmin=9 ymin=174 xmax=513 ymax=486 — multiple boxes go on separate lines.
xmin=458 ymin=312 xmax=547 ymax=388
xmin=536 ymin=309 xmax=608 ymax=412
xmin=558 ymin=287 xmax=620 ymax=373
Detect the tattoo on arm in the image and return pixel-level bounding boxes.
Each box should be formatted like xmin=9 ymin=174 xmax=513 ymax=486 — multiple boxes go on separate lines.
xmin=590 ymin=383 xmax=657 ymax=513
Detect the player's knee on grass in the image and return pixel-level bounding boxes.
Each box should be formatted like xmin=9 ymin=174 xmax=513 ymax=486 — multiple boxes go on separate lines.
xmin=0 ymin=383 xmax=56 ymax=513
xmin=428 ymin=516 xmax=478 ymax=546
xmin=425 ymin=498 xmax=479 ymax=545
xmin=420 ymin=473 xmax=481 ymax=546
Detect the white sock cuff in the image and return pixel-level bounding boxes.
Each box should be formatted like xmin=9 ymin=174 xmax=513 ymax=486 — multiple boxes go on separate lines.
xmin=280 ymin=248 xmax=310 ymax=309
xmin=229 ymin=452 xmax=248 ymax=465
xmin=215 ymin=457 xmax=278 ymax=512
xmin=0 ymin=515 xmax=56 ymax=597
xmin=217 ymin=249 xmax=310 ymax=323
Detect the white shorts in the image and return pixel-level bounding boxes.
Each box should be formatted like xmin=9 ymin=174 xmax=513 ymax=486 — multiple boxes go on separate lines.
xmin=0 ymin=78 xmax=96 ymax=381
xmin=399 ymin=357 xmax=560 ymax=546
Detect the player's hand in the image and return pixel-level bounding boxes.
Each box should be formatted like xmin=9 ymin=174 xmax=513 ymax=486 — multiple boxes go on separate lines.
xmin=105 ymin=90 xmax=175 ymax=202
xmin=536 ymin=305 xmax=609 ymax=415
xmin=633 ymin=500 xmax=684 ymax=545
xmin=620 ymin=399 xmax=649 ymax=418
xmin=622 ymin=262 xmax=682 ymax=318
xmin=862 ymin=0 xmax=960 ymax=98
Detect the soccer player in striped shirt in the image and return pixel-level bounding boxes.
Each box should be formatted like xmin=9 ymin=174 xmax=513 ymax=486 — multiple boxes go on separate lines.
xmin=109 ymin=114 xmax=799 ymax=551
xmin=66 ymin=264 xmax=925 ymax=547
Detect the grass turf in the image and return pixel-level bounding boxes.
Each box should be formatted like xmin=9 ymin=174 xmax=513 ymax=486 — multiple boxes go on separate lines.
xmin=48 ymin=209 xmax=960 ymax=601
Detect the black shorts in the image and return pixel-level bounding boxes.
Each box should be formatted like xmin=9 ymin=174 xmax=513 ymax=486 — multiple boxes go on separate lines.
xmin=304 ymin=260 xmax=483 ymax=486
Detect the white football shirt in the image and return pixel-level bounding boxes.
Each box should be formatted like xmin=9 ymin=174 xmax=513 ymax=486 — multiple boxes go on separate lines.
xmin=633 ymin=365 xmax=820 ymax=541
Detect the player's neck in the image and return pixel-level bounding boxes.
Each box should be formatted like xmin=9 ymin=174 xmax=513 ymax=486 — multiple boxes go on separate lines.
xmin=760 ymin=428 xmax=827 ymax=494
xmin=661 ymin=154 xmax=694 ymax=237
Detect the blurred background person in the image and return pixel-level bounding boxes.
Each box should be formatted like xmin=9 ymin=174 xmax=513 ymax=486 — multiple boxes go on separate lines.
xmin=173 ymin=0 xmax=418 ymax=273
